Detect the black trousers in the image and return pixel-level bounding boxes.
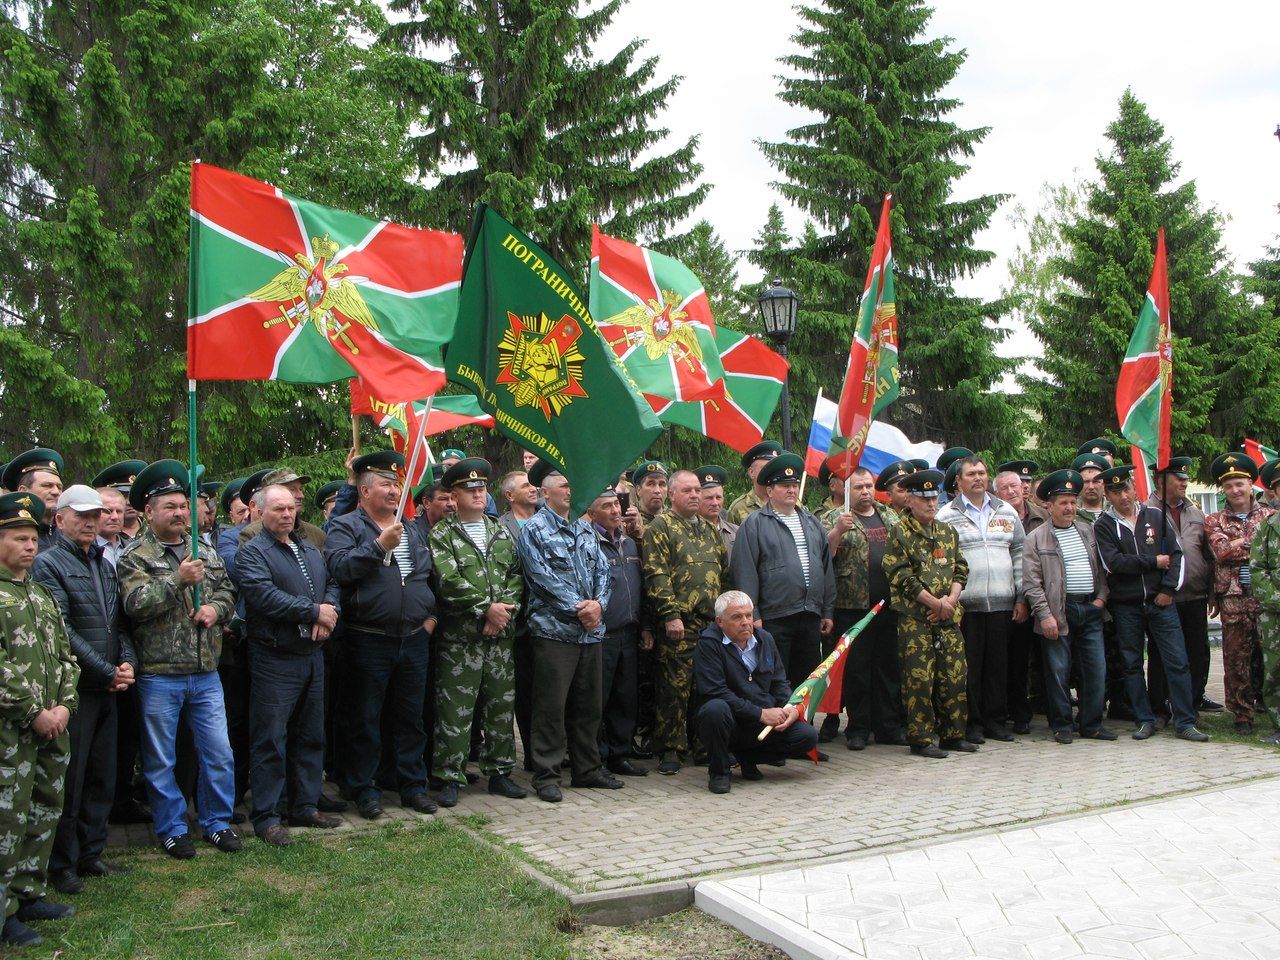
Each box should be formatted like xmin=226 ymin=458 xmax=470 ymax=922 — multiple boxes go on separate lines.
xmin=961 ymin=610 xmax=1011 ymax=733
xmin=1005 ymin=615 xmax=1037 ymax=725
xmin=764 ymin=611 xmax=822 ymax=690
xmin=695 ymin=699 xmax=819 ymax=777
xmin=1148 ymin=598 xmax=1210 ymax=713
xmin=513 ymin=633 xmax=534 ymax=766
xmin=339 ymin=630 xmax=430 ymax=803
xmin=599 ymin=626 xmax=639 ymax=761
xmin=530 ymin=637 xmax=603 ymax=789
xmin=249 ymin=645 xmax=325 ymax=830
xmin=112 ymin=685 xmax=144 ymax=808
xmin=834 ymin=606 xmax=904 ymax=741
xmin=218 ymin=649 xmax=252 ymax=806
xmin=51 ymin=690 xmax=117 ymax=874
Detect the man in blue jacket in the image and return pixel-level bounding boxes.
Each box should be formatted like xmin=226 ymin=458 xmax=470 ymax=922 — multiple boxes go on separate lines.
xmin=234 ymin=485 xmax=343 ymax=846
xmin=324 ymin=452 xmax=439 ymax=819
xmin=693 ymin=590 xmax=819 ymax=794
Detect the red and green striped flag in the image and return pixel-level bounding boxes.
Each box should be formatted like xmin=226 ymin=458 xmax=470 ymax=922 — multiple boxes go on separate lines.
xmin=590 ymin=228 xmax=726 ymax=403
xmin=1116 ymin=228 xmax=1173 ymax=500
xmin=350 ymin=380 xmax=496 ymax=437
xmin=647 ymin=328 xmax=788 ymax=452
xmin=1244 ymin=438 xmax=1277 ymax=490
xmin=829 ymin=195 xmax=900 ymax=479
xmin=187 ymin=162 xmax=462 ymax=403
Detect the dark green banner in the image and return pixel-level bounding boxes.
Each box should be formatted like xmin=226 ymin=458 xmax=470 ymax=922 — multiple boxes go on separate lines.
xmin=448 ymin=204 xmax=663 ymax=516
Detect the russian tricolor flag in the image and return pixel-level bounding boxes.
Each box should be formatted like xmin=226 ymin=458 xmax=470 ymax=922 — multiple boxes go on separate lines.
xmin=805 ymin=394 xmax=840 ymax=477
xmin=806 ymin=392 xmax=943 ymax=479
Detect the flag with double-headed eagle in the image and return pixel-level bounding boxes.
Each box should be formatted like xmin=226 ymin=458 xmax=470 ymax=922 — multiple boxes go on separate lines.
xmin=1116 ymin=228 xmax=1173 ymax=501
xmin=590 ymin=228 xmax=726 ymax=404
xmin=187 ymin=162 xmax=462 ymax=403
xmin=828 ymin=194 xmax=900 ymax=479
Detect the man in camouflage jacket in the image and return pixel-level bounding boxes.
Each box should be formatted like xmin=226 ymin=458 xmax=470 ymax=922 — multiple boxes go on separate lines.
xmin=642 ymin=470 xmax=728 ymax=773
xmin=429 ymin=460 xmax=525 ymax=807
xmin=1249 ymin=461 xmax=1280 ymax=743
xmin=0 ymin=492 xmax=79 ymax=945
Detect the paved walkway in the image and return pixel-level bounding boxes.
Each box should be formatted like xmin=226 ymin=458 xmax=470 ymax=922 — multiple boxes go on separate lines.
xmin=697 ymin=776 xmax=1280 ymax=960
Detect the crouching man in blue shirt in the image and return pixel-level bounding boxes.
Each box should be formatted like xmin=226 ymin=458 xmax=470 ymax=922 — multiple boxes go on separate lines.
xmin=693 ymin=590 xmax=819 ymax=794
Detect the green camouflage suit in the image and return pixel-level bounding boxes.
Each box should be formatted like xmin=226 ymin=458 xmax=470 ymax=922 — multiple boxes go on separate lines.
xmin=0 ymin=566 xmax=79 ymax=919
xmin=429 ymin=514 xmax=524 ymax=784
xmin=642 ymin=510 xmax=727 ymax=758
xmin=821 ymin=503 xmax=900 ymax=611
xmin=1250 ymin=515 xmax=1280 ymax=731
xmin=725 ymin=489 xmax=765 ymax=527
xmin=883 ymin=514 xmax=969 ymax=747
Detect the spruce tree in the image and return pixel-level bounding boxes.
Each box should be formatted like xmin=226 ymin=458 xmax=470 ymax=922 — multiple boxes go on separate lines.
xmin=384 ymin=0 xmax=706 ymax=273
xmin=1021 ymin=90 xmax=1255 ymax=469
xmin=757 ymin=0 xmax=1019 ymax=456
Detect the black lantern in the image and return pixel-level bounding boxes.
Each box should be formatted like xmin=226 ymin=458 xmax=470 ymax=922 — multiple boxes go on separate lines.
xmin=756 ymin=279 xmax=800 ymax=450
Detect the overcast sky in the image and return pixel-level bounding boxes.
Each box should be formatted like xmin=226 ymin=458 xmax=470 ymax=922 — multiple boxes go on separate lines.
xmin=604 ymin=0 xmax=1280 ymax=368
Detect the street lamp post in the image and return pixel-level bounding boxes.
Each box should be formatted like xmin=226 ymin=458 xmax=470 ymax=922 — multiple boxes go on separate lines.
xmin=757 ymin=278 xmax=800 ymax=451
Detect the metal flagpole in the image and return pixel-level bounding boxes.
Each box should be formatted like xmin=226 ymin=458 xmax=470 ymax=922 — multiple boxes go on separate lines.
xmin=384 ymin=394 xmax=435 ymax=566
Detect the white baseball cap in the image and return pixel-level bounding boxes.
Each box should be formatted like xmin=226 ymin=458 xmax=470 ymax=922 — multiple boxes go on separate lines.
xmin=56 ymin=484 xmax=104 ymax=513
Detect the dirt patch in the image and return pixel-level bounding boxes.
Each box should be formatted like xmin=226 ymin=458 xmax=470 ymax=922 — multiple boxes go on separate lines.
xmin=570 ymin=908 xmax=788 ymax=960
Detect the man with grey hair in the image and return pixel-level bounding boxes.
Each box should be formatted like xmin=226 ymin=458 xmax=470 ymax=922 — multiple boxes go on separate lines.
xmin=693 ymin=591 xmax=819 ymax=793
xmin=238 ymin=468 xmax=325 ymax=549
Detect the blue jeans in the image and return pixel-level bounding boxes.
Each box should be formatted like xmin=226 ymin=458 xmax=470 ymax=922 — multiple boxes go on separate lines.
xmin=1041 ymin=601 xmax=1106 ymax=734
xmin=137 ymin=671 xmax=236 ymax=840
xmin=1111 ymin=600 xmax=1197 ymax=729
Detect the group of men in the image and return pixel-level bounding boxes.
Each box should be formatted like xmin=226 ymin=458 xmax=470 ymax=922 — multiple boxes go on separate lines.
xmin=2 ymin=430 xmax=1280 ymax=946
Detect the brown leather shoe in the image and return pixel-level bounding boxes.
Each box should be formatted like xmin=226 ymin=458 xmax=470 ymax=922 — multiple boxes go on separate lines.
xmin=258 ymin=823 xmax=292 ymax=847
xmin=287 ymin=811 xmax=342 ymax=829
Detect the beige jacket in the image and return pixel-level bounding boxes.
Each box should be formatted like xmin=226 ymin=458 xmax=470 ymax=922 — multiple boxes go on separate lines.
xmin=1022 ymin=520 xmax=1109 ymax=636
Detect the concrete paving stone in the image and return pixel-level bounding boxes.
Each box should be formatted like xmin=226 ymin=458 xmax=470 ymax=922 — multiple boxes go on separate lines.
xmin=1131 ymin=934 xmax=1195 ymax=960
xmin=1072 ymin=936 xmax=1144 ymax=959
xmin=1246 ymin=935 xmax=1280 ymax=960
xmin=1024 ymin=935 xmax=1086 ymax=960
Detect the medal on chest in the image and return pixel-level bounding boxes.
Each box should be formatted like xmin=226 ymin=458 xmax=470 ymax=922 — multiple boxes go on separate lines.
xmin=932 ymin=546 xmax=948 ymax=564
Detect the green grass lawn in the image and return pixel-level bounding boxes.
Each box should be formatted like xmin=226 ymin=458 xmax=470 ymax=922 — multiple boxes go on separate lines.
xmin=14 ymin=820 xmax=573 ymax=960
xmin=1196 ymin=706 xmax=1280 ymax=748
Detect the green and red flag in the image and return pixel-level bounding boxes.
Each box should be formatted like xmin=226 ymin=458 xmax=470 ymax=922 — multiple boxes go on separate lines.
xmin=1243 ymin=438 xmax=1277 ymax=490
xmin=349 ymin=379 xmax=495 ymax=437
xmin=1116 ymin=228 xmax=1173 ymax=501
xmin=647 ymin=328 xmax=788 ymax=452
xmin=762 ymin=602 xmax=885 ymax=761
xmin=829 ymin=194 xmax=900 ymax=479
xmin=187 ymin=162 xmax=462 ymax=403
xmin=446 ymin=204 xmax=663 ymax=516
xmin=590 ymin=228 xmax=725 ymax=403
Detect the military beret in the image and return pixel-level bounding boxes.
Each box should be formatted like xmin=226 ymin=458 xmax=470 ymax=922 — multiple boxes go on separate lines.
xmin=3 ymin=448 xmax=64 ymax=491
xmin=1210 ymin=453 xmax=1257 ymax=485
xmin=1077 ymin=437 xmax=1118 ymax=457
xmin=1071 ymin=454 xmax=1110 ymax=475
xmin=997 ymin=460 xmax=1039 ymax=480
xmin=130 ymin=460 xmax=190 ymax=511
xmin=740 ymin=441 xmax=783 ymax=470
xmin=440 ymin=448 xmax=466 ymax=462
xmin=528 ymin=459 xmax=563 ymax=488
xmin=875 ymin=459 xmax=916 ymax=492
xmin=902 ymin=468 xmax=945 ymax=498
xmin=220 ymin=477 xmax=247 ymax=513
xmin=352 ymin=451 xmax=405 ymax=481
xmin=313 ymin=480 xmax=344 ymax=510
xmin=442 ymin=457 xmax=490 ymax=490
xmin=1037 ymin=469 xmax=1084 ymax=502
xmin=1261 ymin=458 xmax=1280 ymax=490
xmin=695 ymin=465 xmax=728 ymax=488
xmin=1099 ymin=464 xmax=1134 ymax=490
xmin=1152 ymin=456 xmax=1193 ymax=479
xmin=89 ymin=458 xmax=147 ymax=493
xmin=262 ymin=467 xmax=311 ymax=487
xmin=757 ymin=452 xmax=805 ymax=486
xmin=936 ymin=447 xmax=974 ymax=472
xmin=0 ymin=491 xmax=43 ymax=530
xmin=630 ymin=460 xmax=668 ymax=487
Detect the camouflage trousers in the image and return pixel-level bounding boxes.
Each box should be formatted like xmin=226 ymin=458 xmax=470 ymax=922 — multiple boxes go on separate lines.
xmin=1220 ymin=595 xmax=1262 ymax=723
xmin=0 ymin=729 xmax=69 ymax=919
xmin=654 ymin=617 xmax=710 ymax=759
xmin=898 ymin=615 xmax=968 ymax=747
xmin=1259 ymin=605 xmax=1280 ymax=732
xmin=431 ymin=636 xmax=516 ymax=785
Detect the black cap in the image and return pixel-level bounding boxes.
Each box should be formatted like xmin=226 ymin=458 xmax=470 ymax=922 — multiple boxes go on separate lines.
xmin=220 ymin=477 xmax=247 ymax=513
xmin=313 ymin=480 xmax=344 ymax=510
xmin=997 ymin=460 xmax=1039 ymax=481
xmin=1077 ymin=438 xmax=1118 ymax=458
xmin=1210 ymin=453 xmax=1257 ymax=485
xmin=90 ymin=459 xmax=146 ymax=493
xmin=4 ymin=448 xmax=64 ymax=491
xmin=757 ymin=453 xmax=805 ymax=486
xmin=875 ymin=460 xmax=916 ymax=492
xmin=740 ymin=441 xmax=783 ymax=470
xmin=1037 ymin=469 xmax=1084 ymax=502
xmin=936 ymin=447 xmax=974 ymax=472
xmin=1099 ymin=465 xmax=1134 ymax=490
xmin=1072 ymin=454 xmax=1110 ymax=475
xmin=630 ymin=460 xmax=668 ymax=487
xmin=695 ymin=465 xmax=728 ymax=488
xmin=902 ymin=469 xmax=945 ymax=498
xmin=0 ymin=491 xmax=44 ymax=530
xmin=1153 ymin=456 xmax=1193 ymax=479
xmin=130 ymin=460 xmax=191 ymax=511
xmin=352 ymin=451 xmax=405 ymax=481
xmin=442 ymin=457 xmax=491 ymax=490
xmin=528 ymin=460 xmax=563 ymax=488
